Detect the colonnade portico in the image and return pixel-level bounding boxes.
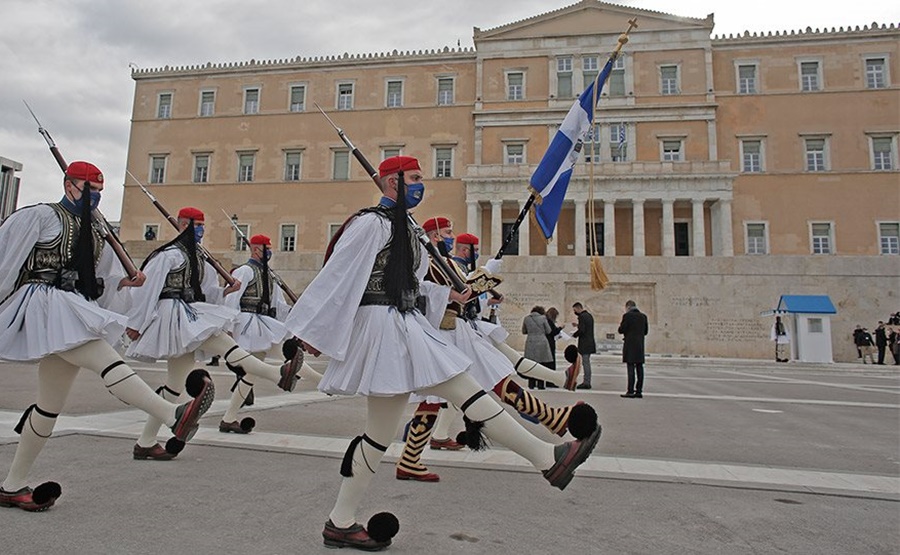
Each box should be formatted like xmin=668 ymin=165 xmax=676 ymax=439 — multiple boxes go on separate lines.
xmin=463 ymin=161 xmax=737 ymax=258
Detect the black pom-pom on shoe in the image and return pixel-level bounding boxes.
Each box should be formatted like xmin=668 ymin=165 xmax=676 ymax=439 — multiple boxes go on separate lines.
xmin=367 ymin=512 xmax=400 ymax=544
xmin=566 ymin=403 xmax=598 ymax=440
xmin=185 ymin=369 xmax=211 ymax=398
xmin=165 ymin=437 xmax=186 ymax=455
xmin=32 ymin=481 xmax=62 ymax=505
xmin=240 ymin=417 xmax=256 ymax=432
xmin=282 ymin=337 xmax=300 ymax=361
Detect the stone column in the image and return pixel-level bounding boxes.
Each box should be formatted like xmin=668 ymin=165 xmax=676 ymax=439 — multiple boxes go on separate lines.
xmin=603 ymin=200 xmax=616 ymax=256
xmin=517 ymin=199 xmax=530 ymax=255
xmin=466 ymin=200 xmax=481 ymax=240
xmin=632 ymin=199 xmax=645 ymax=257
xmin=575 ymin=199 xmax=586 ymax=256
xmin=692 ymin=198 xmax=706 ymax=257
xmin=490 ymin=200 xmax=503 ymax=254
xmin=711 ymin=198 xmax=734 ymax=256
xmin=662 ymin=199 xmax=675 ymax=257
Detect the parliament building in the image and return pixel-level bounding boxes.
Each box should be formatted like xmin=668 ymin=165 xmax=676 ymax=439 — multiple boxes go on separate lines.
xmin=120 ymin=1 xmax=899 ymax=361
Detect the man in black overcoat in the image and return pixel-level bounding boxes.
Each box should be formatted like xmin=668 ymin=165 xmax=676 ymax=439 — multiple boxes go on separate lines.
xmin=618 ymin=300 xmax=649 ymax=398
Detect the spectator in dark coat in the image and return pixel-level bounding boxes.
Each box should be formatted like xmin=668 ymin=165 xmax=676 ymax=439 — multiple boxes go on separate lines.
xmin=572 ymin=302 xmax=596 ymax=390
xmin=618 ymin=300 xmax=648 ymax=398
xmin=522 ymin=306 xmax=553 ymax=389
xmin=543 ymin=307 xmax=564 ymax=388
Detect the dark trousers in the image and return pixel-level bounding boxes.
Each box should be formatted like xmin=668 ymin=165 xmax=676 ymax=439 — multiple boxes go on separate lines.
xmin=626 ymin=362 xmax=644 ymax=394
xmin=877 ymin=345 xmax=886 ymax=365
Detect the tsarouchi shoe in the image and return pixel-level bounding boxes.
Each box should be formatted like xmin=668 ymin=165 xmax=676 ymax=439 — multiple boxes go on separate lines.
xmin=322 ymin=520 xmax=391 ymax=551
xmin=429 ymin=437 xmax=465 ymax=450
xmin=133 ymin=443 xmax=177 ymax=461
xmin=0 ymin=483 xmax=61 ymax=512
xmin=542 ymin=423 xmax=602 ymax=491
xmin=395 ymin=467 xmax=440 ymax=482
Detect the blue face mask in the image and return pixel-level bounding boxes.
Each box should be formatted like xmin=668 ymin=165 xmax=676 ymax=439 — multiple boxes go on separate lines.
xmin=194 ymin=224 xmax=205 ymax=244
xmin=442 ymin=237 xmax=454 ymax=253
xmin=405 ymin=182 xmax=425 ymax=208
xmin=64 ymin=189 xmax=101 ymax=213
xmin=264 ymin=249 xmax=272 ymax=262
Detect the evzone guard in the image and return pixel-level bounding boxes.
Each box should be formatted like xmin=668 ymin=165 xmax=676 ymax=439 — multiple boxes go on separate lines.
xmin=0 ymin=162 xmax=215 ymax=511
xmin=395 ymin=218 xmax=594 ymax=482
xmin=220 ymin=233 xmax=322 ymax=434
xmin=124 ymin=207 xmax=302 ymax=460
xmin=285 ymin=155 xmax=602 ymax=550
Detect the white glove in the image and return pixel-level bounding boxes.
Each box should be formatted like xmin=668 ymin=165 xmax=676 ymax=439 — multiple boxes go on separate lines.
xmin=482 ymin=257 xmax=502 ymax=275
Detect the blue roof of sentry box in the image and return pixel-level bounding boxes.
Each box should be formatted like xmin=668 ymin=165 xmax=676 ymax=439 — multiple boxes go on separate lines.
xmin=776 ymin=295 xmax=837 ymax=314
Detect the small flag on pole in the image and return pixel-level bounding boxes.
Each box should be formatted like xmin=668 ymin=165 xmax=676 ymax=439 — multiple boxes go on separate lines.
xmin=529 ymin=56 xmax=616 ymax=240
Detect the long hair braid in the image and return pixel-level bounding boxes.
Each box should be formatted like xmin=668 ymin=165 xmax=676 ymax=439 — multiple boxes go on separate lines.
xmin=71 ymin=183 xmax=100 ymax=300
xmin=384 ymin=170 xmax=416 ymax=309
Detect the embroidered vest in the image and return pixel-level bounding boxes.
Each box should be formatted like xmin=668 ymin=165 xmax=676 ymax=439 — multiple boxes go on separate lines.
xmin=239 ymin=261 xmax=275 ymax=315
xmin=159 ymin=242 xmax=206 ymax=303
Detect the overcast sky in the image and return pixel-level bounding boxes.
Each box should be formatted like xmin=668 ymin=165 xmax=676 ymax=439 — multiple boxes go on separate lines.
xmin=2 ymin=0 xmax=897 ymax=220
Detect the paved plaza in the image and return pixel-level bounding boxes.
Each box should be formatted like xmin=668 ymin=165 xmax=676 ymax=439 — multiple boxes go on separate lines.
xmin=1 ymin=354 xmax=898 ymax=554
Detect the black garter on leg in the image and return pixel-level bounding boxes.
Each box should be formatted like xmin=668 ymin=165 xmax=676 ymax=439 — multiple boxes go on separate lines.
xmin=340 ymin=434 xmax=387 ymax=477
xmin=13 ymin=405 xmax=58 ymax=436
xmin=455 ymin=390 xmax=503 ymax=451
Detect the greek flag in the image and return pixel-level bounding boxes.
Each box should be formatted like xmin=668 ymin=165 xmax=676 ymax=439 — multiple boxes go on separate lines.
xmin=530 ymin=56 xmax=615 ymax=240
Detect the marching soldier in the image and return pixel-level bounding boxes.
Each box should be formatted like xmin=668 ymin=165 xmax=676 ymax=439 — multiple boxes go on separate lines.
xmin=125 ymin=208 xmax=301 ymax=459
xmin=285 ymin=155 xmax=601 ymax=550
xmin=0 ymin=162 xmax=214 ymax=511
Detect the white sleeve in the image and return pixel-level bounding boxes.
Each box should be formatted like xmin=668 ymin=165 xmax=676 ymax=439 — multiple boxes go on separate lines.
xmin=126 ymin=249 xmax=178 ymax=331
xmin=0 ymin=205 xmax=58 ymax=301
xmin=223 ymin=265 xmax=253 ymax=309
xmin=285 ymin=213 xmax=387 ymax=360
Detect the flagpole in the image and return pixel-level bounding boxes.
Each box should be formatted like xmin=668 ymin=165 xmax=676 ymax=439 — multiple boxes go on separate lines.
xmin=492 ymin=17 xmax=638 ymax=260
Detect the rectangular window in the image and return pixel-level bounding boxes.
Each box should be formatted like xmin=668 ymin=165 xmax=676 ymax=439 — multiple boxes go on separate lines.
xmin=244 ymin=88 xmax=259 ymax=114
xmin=811 ymin=222 xmax=832 ymax=254
xmin=437 ymin=77 xmax=454 ymax=105
xmin=746 ymin=222 xmax=768 ymax=254
xmin=338 ymin=83 xmax=354 ymax=110
xmin=800 ymin=61 xmax=820 ymax=92
xmin=333 ymin=149 xmax=350 ymax=180
xmin=289 ymin=85 xmax=306 ymax=112
xmin=608 ymin=56 xmax=625 ymax=96
xmin=328 ymin=223 xmax=343 ymax=243
xmin=235 ymin=223 xmax=249 ymax=251
xmin=505 ymin=143 xmax=525 ymax=165
xmin=280 ymin=224 xmax=296 ymax=252
xmin=238 ymin=153 xmax=255 ymax=182
xmin=557 ymin=57 xmax=573 ymax=98
xmin=805 ymin=138 xmax=827 ymax=172
xmin=150 ymin=155 xmax=166 ymax=184
xmin=507 ymin=72 xmax=524 ymax=100
xmin=585 ymin=222 xmax=605 ymax=255
xmin=879 ymin=222 xmax=900 ymax=255
xmin=386 ymin=80 xmax=403 ymax=108
xmin=157 ymin=93 xmax=172 ymax=119
xmin=583 ymin=56 xmax=599 ymax=89
xmin=872 ymin=137 xmax=894 ymax=170
xmin=382 ymin=147 xmax=401 ymax=160
xmin=609 ymin=123 xmax=627 ymax=161
xmin=662 ymin=140 xmax=683 ymax=162
xmin=738 ymin=64 xmax=757 ymax=94
xmin=199 ymin=91 xmax=215 ymax=117
xmin=660 ymin=65 xmax=679 ymax=95
xmin=741 ymin=139 xmax=762 ymax=172
xmin=808 ymin=318 xmax=824 ymax=333
xmin=193 ymin=154 xmax=210 ymax=183
xmin=435 ymin=147 xmax=453 ymax=178
xmin=284 ymin=151 xmax=302 ymax=181
xmin=866 ymin=57 xmax=886 ymax=89
xmin=583 ymin=125 xmax=601 ymax=163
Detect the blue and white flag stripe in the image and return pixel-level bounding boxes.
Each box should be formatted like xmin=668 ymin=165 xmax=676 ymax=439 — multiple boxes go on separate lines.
xmin=530 ymin=56 xmax=615 ymax=240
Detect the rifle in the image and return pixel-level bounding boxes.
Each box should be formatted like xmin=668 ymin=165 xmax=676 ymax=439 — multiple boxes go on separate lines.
xmin=24 ymin=100 xmax=140 ymax=279
xmin=221 ymin=209 xmax=299 ymax=303
xmin=125 ymin=170 xmax=236 ymax=286
xmin=314 ymin=103 xmax=468 ymax=294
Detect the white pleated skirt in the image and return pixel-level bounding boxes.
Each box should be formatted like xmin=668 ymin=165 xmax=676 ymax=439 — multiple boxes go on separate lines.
xmin=318 ymin=306 xmax=471 ymax=396
xmin=0 ymin=284 xmax=126 ymax=362
xmin=230 ymin=312 xmax=289 ymax=354
xmin=126 ymin=298 xmax=237 ymax=361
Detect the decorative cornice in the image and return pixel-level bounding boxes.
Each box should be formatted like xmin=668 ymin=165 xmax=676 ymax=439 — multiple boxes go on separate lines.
xmin=132 ymin=46 xmax=476 ymax=79
xmin=712 ymin=22 xmax=898 ymax=42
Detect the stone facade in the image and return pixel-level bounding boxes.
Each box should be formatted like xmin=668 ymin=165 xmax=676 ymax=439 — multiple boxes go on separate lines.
xmin=121 ymin=1 xmax=899 ymax=362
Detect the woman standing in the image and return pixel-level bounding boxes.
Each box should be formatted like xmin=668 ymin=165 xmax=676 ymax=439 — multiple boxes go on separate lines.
xmin=522 ymin=306 xmax=553 ymax=389
xmin=544 ymin=307 xmax=564 ymax=388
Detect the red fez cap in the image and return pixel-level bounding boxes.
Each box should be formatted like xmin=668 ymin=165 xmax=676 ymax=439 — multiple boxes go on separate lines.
xmin=422 ymin=217 xmax=451 ymax=233
xmin=250 ymin=234 xmax=271 ymax=246
xmin=65 ymin=161 xmax=104 ymax=184
xmin=378 ymin=155 xmax=421 ymax=177
xmin=456 ymin=233 xmax=479 ymax=246
xmin=177 ymin=207 xmax=205 ymax=222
